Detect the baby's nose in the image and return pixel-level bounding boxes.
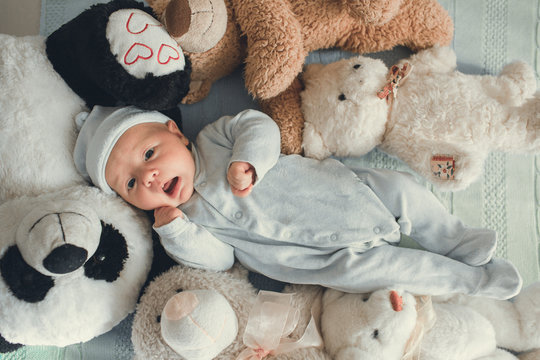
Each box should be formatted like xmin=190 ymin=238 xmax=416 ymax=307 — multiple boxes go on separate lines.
xmin=143 ymin=169 xmax=159 ymax=187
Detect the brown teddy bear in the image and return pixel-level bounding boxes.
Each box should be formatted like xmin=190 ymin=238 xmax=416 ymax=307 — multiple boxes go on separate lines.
xmin=147 ymin=0 xmax=454 ymax=154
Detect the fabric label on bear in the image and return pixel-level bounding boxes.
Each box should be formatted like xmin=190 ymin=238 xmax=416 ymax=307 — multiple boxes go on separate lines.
xmin=431 ymin=155 xmax=455 ymax=180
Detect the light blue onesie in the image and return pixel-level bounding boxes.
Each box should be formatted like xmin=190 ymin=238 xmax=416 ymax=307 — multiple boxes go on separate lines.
xmin=154 ymin=110 xmax=522 ymax=299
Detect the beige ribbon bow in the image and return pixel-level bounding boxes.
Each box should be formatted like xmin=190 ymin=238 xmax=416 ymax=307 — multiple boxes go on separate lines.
xmin=237 ymin=291 xmax=323 ymax=360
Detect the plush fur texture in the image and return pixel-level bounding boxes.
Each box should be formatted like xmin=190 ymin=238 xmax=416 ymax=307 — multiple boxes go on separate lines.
xmin=147 ymin=0 xmax=454 ymax=154
xmin=321 ymin=284 xmax=540 ymax=360
xmin=46 ymin=0 xmax=191 ymax=111
xmin=0 ymin=187 xmax=152 ymax=347
xmin=132 ymin=264 xmax=329 ymax=360
xmin=0 ymin=33 xmax=152 ymax=350
xmin=134 ymin=263 xmax=540 ymax=360
xmin=301 ymin=46 xmax=539 ymax=190
xmin=0 ymin=35 xmax=86 ymax=202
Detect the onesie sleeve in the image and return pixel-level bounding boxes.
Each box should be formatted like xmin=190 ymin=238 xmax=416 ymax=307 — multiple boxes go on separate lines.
xmin=153 ymin=215 xmax=235 ymax=271
xmin=198 ymin=109 xmax=281 ymax=184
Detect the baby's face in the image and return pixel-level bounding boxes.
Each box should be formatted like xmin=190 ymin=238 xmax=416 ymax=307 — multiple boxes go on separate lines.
xmin=105 ymin=120 xmax=195 ymax=211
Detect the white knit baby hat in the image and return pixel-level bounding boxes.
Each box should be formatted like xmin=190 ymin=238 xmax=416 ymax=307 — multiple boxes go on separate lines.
xmin=73 ymin=105 xmax=171 ymax=194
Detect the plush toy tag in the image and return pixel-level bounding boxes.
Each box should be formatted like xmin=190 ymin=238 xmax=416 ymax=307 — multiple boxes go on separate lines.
xmin=431 ymin=155 xmax=455 ymax=180
xmin=377 ymin=62 xmax=413 ymax=104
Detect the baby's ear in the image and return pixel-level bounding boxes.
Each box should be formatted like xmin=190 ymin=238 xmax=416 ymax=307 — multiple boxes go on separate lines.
xmin=166 ymin=120 xmax=189 ymax=145
xmin=166 ymin=120 xmax=181 ymax=134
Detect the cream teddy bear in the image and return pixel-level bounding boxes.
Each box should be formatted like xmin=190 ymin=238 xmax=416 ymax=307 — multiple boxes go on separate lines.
xmin=300 ymin=46 xmax=539 ymax=191
xmin=321 ymin=283 xmax=540 ymax=360
xmin=132 ymin=264 xmax=329 ymax=360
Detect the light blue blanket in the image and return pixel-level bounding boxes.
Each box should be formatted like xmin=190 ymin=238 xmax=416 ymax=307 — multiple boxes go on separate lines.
xmin=3 ymin=0 xmax=538 ymax=359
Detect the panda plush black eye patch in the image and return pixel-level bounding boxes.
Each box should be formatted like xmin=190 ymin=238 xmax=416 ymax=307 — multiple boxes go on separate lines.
xmin=0 ymin=246 xmax=54 ymax=303
xmin=84 ymin=221 xmax=128 ymax=282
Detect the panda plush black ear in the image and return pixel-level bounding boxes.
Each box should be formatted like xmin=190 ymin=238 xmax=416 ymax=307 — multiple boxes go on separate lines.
xmin=46 ymin=0 xmax=191 ymax=112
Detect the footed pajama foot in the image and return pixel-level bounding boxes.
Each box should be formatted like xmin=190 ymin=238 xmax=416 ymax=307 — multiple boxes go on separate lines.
xmin=473 ymin=258 xmax=522 ymax=300
xmin=446 ymin=228 xmax=497 ymax=266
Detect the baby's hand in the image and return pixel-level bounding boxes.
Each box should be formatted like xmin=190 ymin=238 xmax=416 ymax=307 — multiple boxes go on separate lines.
xmin=227 ymin=161 xmax=256 ymax=197
xmin=154 ymin=206 xmax=183 ymax=228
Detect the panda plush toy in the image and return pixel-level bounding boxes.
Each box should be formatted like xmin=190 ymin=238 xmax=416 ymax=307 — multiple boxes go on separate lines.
xmin=0 ymin=0 xmax=190 ymax=352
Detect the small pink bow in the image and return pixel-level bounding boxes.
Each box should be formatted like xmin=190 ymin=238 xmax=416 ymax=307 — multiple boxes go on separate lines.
xmin=377 ymin=62 xmax=413 ymax=104
xmin=237 ymin=291 xmax=323 ymax=360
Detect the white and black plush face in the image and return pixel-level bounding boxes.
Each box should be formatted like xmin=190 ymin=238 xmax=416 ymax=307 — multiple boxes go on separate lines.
xmin=46 ymin=0 xmax=191 ymax=111
xmin=0 ymin=186 xmax=152 ymax=350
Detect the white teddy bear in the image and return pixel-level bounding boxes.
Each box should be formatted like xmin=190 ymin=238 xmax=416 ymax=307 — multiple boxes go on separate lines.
xmin=300 ymin=46 xmax=539 ymax=190
xmin=321 ymin=283 xmax=540 ymax=360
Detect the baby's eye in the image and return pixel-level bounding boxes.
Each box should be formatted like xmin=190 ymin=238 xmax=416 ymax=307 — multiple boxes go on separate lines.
xmin=127 ymin=178 xmax=135 ymax=189
xmin=144 ymin=148 xmax=154 ymax=161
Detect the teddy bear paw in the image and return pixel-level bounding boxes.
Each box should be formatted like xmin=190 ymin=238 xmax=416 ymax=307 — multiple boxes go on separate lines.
xmin=302 ymin=122 xmax=333 ymax=160
xmin=498 ymin=61 xmax=537 ymax=105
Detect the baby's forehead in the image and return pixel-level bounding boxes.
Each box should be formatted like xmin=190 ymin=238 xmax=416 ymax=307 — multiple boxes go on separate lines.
xmin=121 ymin=120 xmax=168 ymax=140
xmin=111 ymin=122 xmax=155 ymax=155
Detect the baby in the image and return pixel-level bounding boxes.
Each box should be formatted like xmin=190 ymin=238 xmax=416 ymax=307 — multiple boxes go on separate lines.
xmin=74 ymin=106 xmax=522 ymax=300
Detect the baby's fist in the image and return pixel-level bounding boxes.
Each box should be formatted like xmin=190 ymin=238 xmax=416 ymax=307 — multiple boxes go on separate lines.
xmin=227 ymin=161 xmax=256 ymax=197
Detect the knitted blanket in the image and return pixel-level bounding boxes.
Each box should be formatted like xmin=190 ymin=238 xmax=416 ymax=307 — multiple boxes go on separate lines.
xmin=4 ymin=0 xmax=538 ymax=359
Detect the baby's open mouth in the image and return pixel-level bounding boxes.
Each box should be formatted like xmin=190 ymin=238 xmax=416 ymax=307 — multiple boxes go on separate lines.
xmin=163 ymin=177 xmax=179 ymax=194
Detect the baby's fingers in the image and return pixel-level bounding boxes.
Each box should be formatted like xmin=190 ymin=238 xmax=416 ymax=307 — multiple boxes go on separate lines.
xmin=228 ymin=162 xmax=256 ymax=192
xmin=230 ymin=183 xmax=253 ymax=198
xmin=154 ymin=206 xmax=183 ymax=228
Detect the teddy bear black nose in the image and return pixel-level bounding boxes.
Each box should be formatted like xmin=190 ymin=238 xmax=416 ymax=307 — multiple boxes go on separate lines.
xmin=43 ymin=244 xmax=88 ymax=274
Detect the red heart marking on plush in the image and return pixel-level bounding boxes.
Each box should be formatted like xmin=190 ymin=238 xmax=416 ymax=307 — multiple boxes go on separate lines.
xmin=157 ymin=44 xmax=180 ymax=65
xmin=124 ymin=43 xmax=153 ymax=65
xmin=125 ymin=12 xmax=162 ymax=34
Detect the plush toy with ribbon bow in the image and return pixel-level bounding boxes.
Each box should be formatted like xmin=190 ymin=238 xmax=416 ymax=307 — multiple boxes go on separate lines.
xmin=131 ymin=264 xmax=328 ymax=360
xmin=300 ymin=46 xmax=539 ymax=191
xmin=321 ymin=284 xmax=540 ymax=359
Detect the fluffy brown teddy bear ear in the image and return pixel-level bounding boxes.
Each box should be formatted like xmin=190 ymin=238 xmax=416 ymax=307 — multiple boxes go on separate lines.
xmin=162 ymin=0 xmax=228 ymax=53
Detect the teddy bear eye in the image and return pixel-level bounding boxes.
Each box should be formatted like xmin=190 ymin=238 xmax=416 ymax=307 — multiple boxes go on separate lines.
xmin=372 ymin=329 xmax=379 ymax=339
xmin=362 ymin=294 xmax=370 ymax=302
xmin=353 ymin=64 xmax=361 ymax=69
xmin=338 ymin=93 xmax=346 ymax=101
